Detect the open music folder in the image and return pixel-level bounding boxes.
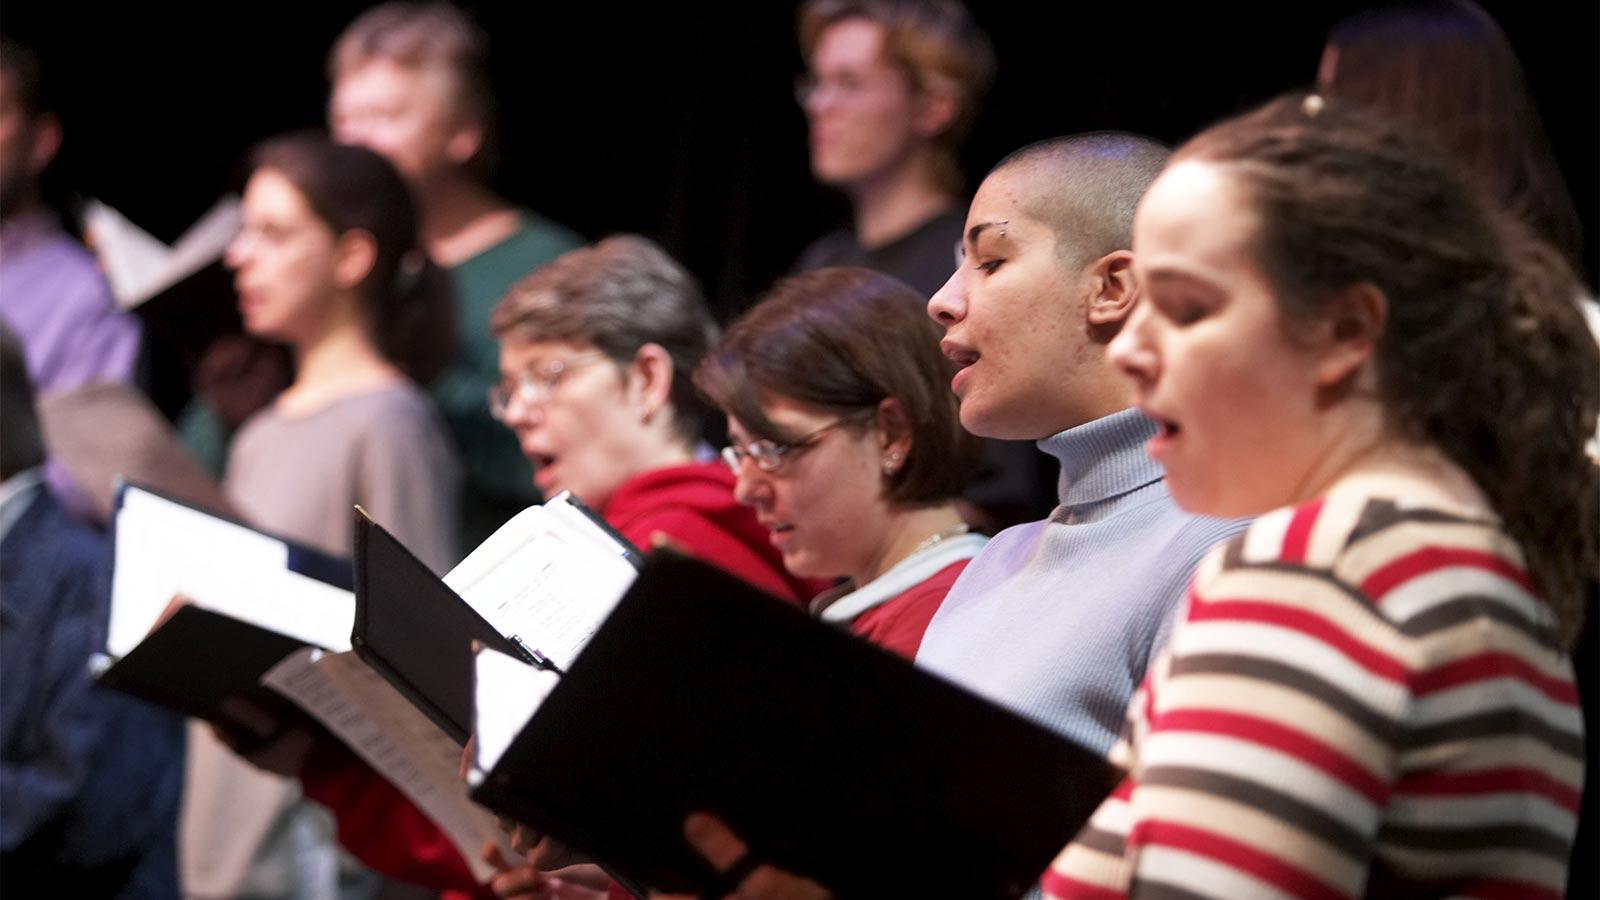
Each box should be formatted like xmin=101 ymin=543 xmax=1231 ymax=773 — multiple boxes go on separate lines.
xmin=465 ymin=551 xmax=1122 ymax=900
xmin=348 ymin=492 xmax=641 ymax=744
xmin=95 ymin=483 xmax=354 ymax=722
xmin=257 ymin=493 xmax=642 ymax=885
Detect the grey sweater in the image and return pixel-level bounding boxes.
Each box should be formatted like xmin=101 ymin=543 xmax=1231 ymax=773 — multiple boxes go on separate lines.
xmin=916 ymin=408 xmax=1248 ymax=756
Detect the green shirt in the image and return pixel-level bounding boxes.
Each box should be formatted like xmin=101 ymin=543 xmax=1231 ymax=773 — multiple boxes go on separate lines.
xmin=431 ymin=211 xmax=584 ymax=547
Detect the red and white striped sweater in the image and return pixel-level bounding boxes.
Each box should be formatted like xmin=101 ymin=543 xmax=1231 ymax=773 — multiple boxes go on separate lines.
xmin=1045 ymin=489 xmax=1583 ymax=900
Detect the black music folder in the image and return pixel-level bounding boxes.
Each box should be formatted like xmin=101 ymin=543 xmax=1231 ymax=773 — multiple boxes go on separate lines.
xmin=352 ymin=512 xmax=527 ymax=745
xmin=468 ymin=551 xmax=1120 ymax=900
xmin=351 ymin=492 xmax=641 ymax=746
xmin=96 ymin=483 xmax=355 ymax=722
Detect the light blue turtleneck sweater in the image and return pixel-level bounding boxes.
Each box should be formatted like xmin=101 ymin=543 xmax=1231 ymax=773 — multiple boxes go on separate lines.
xmin=916 ymin=408 xmax=1248 ymax=756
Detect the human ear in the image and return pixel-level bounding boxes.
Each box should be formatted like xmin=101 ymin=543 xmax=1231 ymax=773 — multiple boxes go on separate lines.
xmin=1316 ymin=43 xmax=1340 ymax=92
xmin=445 ymin=119 xmax=485 ymax=168
xmin=27 ymin=113 xmax=61 ymax=177
xmin=333 ymin=229 xmax=379 ymax=290
xmin=1313 ymin=282 xmax=1385 ymax=387
xmin=875 ymin=397 xmax=913 ymax=474
xmin=628 ymin=343 xmax=676 ymax=422
xmin=1085 ymin=250 xmax=1139 ymax=330
xmin=913 ymin=82 xmax=960 ymax=139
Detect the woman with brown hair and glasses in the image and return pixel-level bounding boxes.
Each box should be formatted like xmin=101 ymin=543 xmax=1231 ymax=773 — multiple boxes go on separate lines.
xmin=696 ymin=266 xmax=986 ymax=659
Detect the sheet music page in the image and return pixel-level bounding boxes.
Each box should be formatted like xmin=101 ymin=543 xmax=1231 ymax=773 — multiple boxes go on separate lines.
xmin=470 ymin=647 xmax=560 ymax=784
xmin=84 ymin=198 xmax=241 ymax=309
xmin=83 ymin=200 xmax=172 ymax=310
xmin=443 ymin=498 xmax=636 ymax=670
xmin=463 ymin=530 xmax=634 ymax=671
xmin=158 ymin=199 xmax=241 ymax=293
xmin=263 ymin=648 xmax=517 ymax=884
xmin=443 ymin=503 xmax=553 ymax=595
xmin=109 ymin=487 xmax=352 ymax=658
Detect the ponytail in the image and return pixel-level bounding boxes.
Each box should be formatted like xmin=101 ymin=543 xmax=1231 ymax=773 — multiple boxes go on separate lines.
xmin=374 ymin=251 xmax=455 ymax=385
xmin=1473 ymin=224 xmax=1598 ymax=644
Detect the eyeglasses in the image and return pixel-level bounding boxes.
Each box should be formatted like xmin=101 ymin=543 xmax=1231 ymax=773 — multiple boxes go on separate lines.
xmin=794 ymin=71 xmax=911 ymax=107
xmin=488 ymin=351 xmax=611 ymax=421
xmin=721 ymin=414 xmax=867 ymax=473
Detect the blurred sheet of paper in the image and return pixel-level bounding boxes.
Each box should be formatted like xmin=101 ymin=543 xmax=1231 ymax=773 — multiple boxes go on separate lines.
xmin=108 ymin=486 xmax=353 ymax=659
xmin=85 ymin=197 xmax=241 ymax=310
xmin=469 ymin=646 xmax=560 ymax=785
xmin=264 ymin=648 xmax=518 ymax=884
xmin=37 ymin=382 xmax=233 ymax=525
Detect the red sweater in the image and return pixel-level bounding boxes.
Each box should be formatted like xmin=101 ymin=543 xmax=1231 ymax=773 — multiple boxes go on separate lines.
xmin=847 ymin=559 xmax=970 ymax=659
xmin=599 ymin=462 xmax=827 ymax=603
xmin=302 ymin=462 xmax=818 ymax=897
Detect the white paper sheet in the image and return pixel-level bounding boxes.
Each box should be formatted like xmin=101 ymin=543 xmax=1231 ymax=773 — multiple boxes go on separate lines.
xmin=108 ymin=486 xmax=353 ymax=659
xmin=85 ymin=198 xmax=241 ymax=310
xmin=469 ymin=647 xmax=561 ymax=785
xmin=443 ymin=495 xmax=636 ymax=671
xmin=263 ymin=648 xmax=518 ymax=883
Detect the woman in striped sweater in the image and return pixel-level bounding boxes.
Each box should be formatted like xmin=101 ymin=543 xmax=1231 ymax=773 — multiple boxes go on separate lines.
xmin=1044 ymin=94 xmax=1597 ymax=899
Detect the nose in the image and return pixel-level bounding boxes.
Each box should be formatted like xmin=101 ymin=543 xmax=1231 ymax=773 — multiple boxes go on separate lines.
xmin=927 ymin=268 xmax=966 ymax=327
xmin=730 ymin=460 xmax=772 ymax=510
xmin=803 ymin=86 xmax=827 ymax=119
xmin=801 ymin=76 xmax=840 ymax=119
xmin=224 ymin=230 xmax=253 ymax=270
xmin=499 ymin=393 xmax=544 ymax=433
xmin=1107 ymin=303 xmax=1159 ymax=391
xmin=329 ymin=112 xmax=369 ymax=148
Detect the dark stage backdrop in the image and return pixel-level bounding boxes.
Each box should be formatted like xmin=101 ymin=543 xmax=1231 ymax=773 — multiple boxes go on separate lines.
xmin=3 ymin=3 xmax=1598 ymax=899
xmin=5 ymin=1 xmax=1595 ymax=320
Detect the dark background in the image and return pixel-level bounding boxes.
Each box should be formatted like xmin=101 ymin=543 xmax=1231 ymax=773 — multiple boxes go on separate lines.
xmin=4 ymin=3 xmax=1597 ymax=897
xmin=4 ymin=1 xmax=1596 ymax=321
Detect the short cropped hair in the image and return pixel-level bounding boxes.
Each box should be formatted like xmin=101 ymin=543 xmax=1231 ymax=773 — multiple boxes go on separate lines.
xmin=696 ymin=267 xmax=980 ymax=505
xmin=490 ymin=236 xmax=719 ymax=442
xmin=993 ymin=132 xmax=1171 ymax=269
xmin=0 ymin=323 xmax=45 ymax=479
xmin=328 ymin=2 xmax=497 ymax=169
xmin=799 ymin=0 xmax=995 ymax=189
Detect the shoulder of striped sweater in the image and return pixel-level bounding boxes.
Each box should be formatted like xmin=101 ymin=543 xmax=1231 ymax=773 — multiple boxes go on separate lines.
xmin=1201 ymin=492 xmax=1560 ymax=650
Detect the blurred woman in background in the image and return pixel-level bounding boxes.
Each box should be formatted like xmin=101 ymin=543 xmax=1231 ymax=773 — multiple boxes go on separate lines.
xmin=186 ymin=134 xmax=460 ymax=900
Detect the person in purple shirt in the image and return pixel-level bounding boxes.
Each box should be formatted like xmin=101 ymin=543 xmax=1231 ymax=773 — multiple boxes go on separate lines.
xmin=0 ymin=39 xmax=142 ymax=517
xmin=0 ymin=38 xmax=140 ymax=395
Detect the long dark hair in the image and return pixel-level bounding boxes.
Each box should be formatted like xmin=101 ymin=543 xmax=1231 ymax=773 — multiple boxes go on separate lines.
xmin=1321 ymin=0 xmax=1584 ymax=274
xmin=1177 ymin=94 xmax=1599 ymax=646
xmin=250 ymin=134 xmax=454 ymax=383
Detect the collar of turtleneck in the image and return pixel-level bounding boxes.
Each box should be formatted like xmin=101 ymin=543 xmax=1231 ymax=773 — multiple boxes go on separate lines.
xmin=1036 ymin=407 xmax=1164 ymax=522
